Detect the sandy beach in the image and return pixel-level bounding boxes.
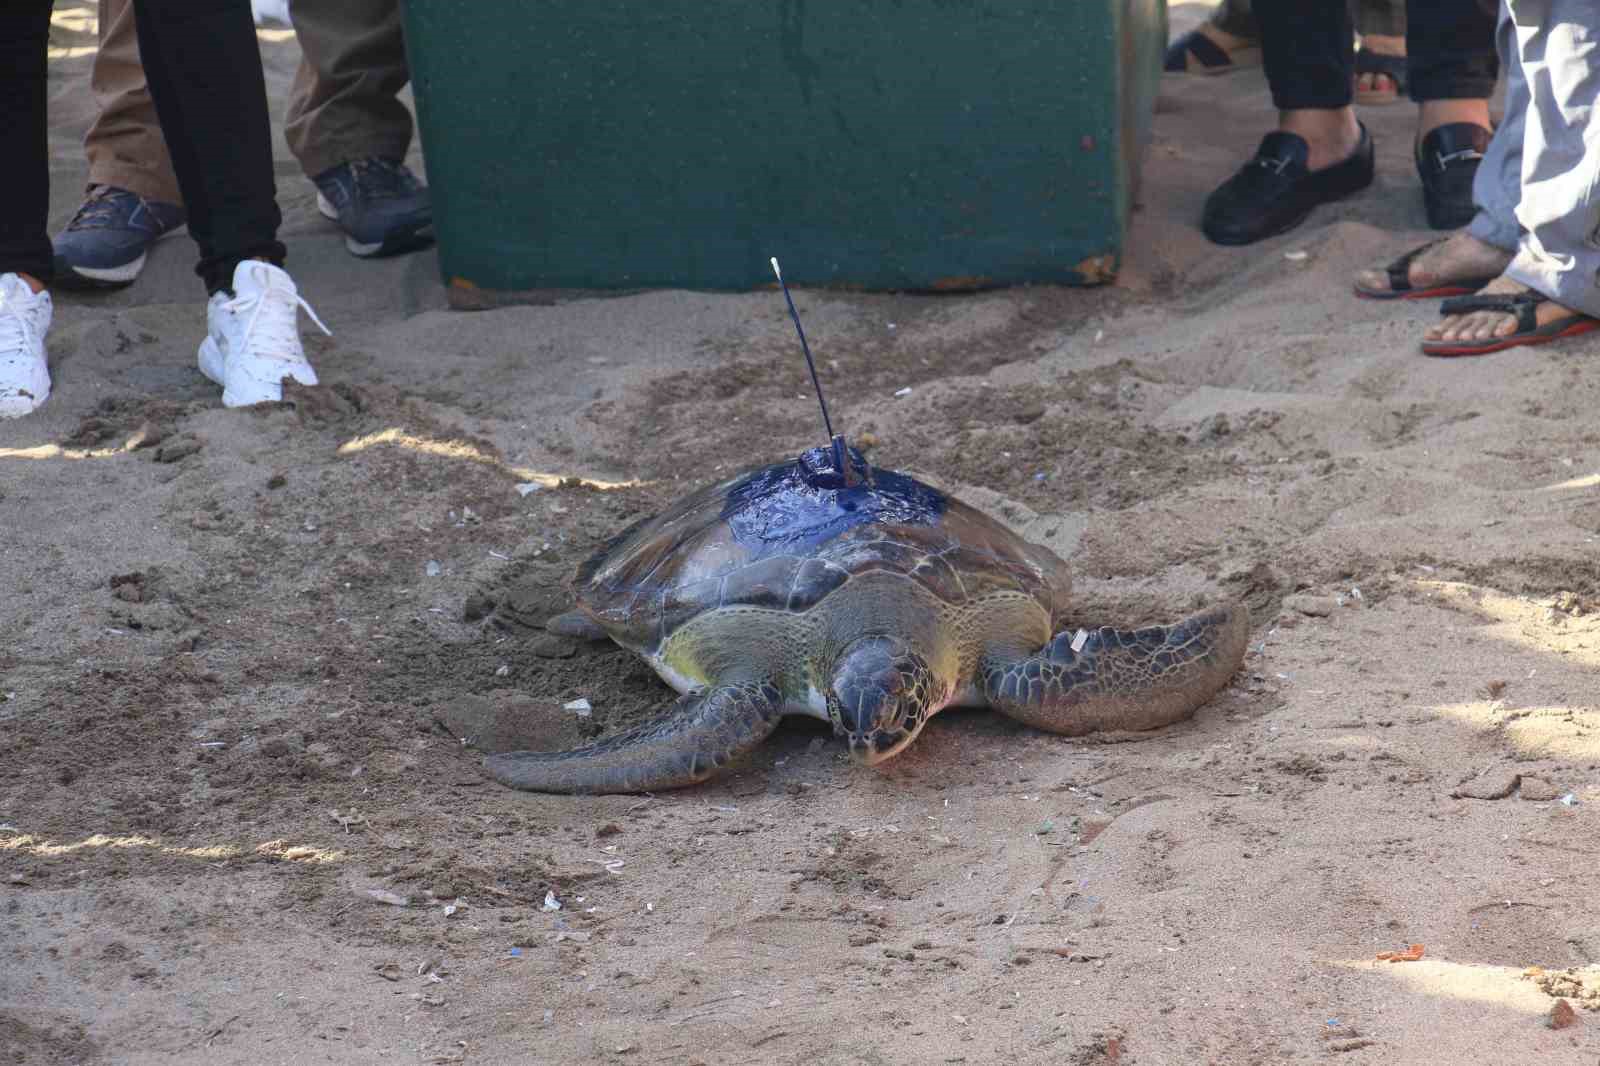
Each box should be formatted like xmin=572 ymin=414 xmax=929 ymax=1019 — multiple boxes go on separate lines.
xmin=3 ymin=5 xmax=1598 ymax=1063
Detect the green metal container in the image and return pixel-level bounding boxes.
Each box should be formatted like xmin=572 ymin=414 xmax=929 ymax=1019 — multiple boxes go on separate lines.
xmin=401 ymin=1 xmax=1165 ymax=301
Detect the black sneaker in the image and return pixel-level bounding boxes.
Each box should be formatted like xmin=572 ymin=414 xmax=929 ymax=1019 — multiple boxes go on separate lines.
xmin=52 ymin=185 xmax=187 ymax=290
xmin=312 ymin=158 xmax=434 ymax=258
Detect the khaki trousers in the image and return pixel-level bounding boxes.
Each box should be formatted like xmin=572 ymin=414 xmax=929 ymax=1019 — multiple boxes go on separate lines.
xmin=84 ymin=0 xmax=415 ymax=206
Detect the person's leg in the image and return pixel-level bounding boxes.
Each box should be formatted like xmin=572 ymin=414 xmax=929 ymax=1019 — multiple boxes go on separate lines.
xmin=1466 ymin=0 xmax=1525 ymax=251
xmin=131 ymin=0 xmax=285 ymax=293
xmin=131 ymin=0 xmax=326 ymax=407
xmin=284 ymin=0 xmax=432 ymax=258
xmin=1426 ymin=0 xmax=1600 ymax=353
xmin=1354 ymin=0 xmax=1517 ymax=297
xmin=0 ymin=3 xmax=53 ymax=286
xmin=284 ymin=0 xmax=413 ymax=175
xmin=1355 ymin=0 xmax=1408 ymax=101
xmin=1256 ymin=0 xmax=1361 ymax=169
xmin=0 ymin=1 xmax=56 ymax=417
xmin=1408 ymin=0 xmax=1498 ymax=116
xmin=1202 ymin=0 xmax=1373 ymax=245
xmin=54 ymin=0 xmax=188 ymax=290
xmin=85 ymin=0 xmax=181 ymax=205
xmin=1403 ymin=0 xmax=1498 ymax=229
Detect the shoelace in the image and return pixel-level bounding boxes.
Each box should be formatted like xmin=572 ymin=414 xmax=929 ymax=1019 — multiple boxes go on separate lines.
xmin=0 ymin=282 xmax=43 ymax=357
xmin=350 ymin=158 xmax=421 ymax=201
xmin=221 ymin=264 xmax=331 ymax=362
xmin=66 ymin=185 xmax=134 ymax=231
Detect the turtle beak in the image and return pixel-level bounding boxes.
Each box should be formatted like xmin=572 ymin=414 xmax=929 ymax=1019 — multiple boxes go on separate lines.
xmin=846 ymin=729 xmax=913 ymax=766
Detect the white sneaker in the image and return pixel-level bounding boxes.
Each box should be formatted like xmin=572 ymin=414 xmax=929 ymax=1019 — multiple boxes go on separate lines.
xmin=0 ymin=273 xmax=53 ymax=418
xmin=198 ymin=260 xmax=330 ymax=407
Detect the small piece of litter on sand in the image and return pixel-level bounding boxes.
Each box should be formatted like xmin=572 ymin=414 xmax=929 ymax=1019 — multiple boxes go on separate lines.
xmin=1560 ymin=793 xmax=1578 ymax=806
xmin=1376 ymin=944 xmax=1425 ymax=962
xmin=425 ymin=560 xmax=442 ymax=577
xmin=1284 ymin=250 xmax=1309 ymax=261
xmin=894 ymin=387 xmax=912 ymax=398
xmin=564 ymin=698 xmax=592 ymax=717
xmin=516 ymin=483 xmax=542 ymax=497
xmin=364 ymin=888 xmax=410 ymax=907
xmin=542 ymin=890 xmax=561 ymax=912
xmin=507 ymin=947 xmax=522 ymax=957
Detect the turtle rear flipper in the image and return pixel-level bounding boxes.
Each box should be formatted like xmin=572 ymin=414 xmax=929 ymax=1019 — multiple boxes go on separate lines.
xmin=983 ymin=604 xmax=1248 ymax=735
xmin=484 ymin=680 xmax=785 ymax=794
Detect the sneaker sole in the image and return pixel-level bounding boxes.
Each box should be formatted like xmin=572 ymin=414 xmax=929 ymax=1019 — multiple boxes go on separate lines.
xmin=346 ymin=224 xmax=436 ymax=258
xmin=0 ymin=367 xmax=51 ymax=419
xmin=316 ymin=192 xmax=434 ymax=258
xmin=199 ymin=335 xmax=319 ymax=408
xmin=52 ymin=224 xmax=189 ymax=291
xmin=0 ymin=391 xmax=49 ymax=418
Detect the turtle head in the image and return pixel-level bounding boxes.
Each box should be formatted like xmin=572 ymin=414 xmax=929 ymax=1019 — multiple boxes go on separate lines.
xmin=826 ymin=636 xmax=936 ymax=766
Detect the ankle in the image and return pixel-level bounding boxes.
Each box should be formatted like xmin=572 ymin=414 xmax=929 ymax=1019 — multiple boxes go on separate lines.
xmin=1417 ymin=99 xmax=1491 ymax=141
xmin=1279 ymin=108 xmax=1361 ymax=171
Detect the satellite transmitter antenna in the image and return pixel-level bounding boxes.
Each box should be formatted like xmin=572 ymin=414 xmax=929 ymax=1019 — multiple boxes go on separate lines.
xmin=770 ymin=257 xmax=855 ymax=483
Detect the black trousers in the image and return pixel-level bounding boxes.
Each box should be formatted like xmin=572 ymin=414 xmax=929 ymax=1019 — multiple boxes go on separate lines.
xmin=0 ymin=0 xmax=285 ymax=293
xmin=1257 ymin=0 xmax=1499 ymax=111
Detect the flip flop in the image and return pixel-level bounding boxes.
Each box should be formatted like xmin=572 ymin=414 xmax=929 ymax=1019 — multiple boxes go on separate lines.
xmin=1163 ymin=29 xmax=1261 ymax=76
xmin=1354 ymin=49 xmax=1407 ymax=105
xmin=1353 ymin=240 xmax=1501 ymax=301
xmin=1421 ymin=291 xmax=1600 ymax=357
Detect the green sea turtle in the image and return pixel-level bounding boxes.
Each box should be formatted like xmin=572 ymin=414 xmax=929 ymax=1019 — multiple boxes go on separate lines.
xmin=487 ymin=444 xmax=1249 ymax=795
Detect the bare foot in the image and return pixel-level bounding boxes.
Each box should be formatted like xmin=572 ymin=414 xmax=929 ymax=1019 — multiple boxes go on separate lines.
xmin=1424 ymin=276 xmax=1578 ymax=344
xmin=1355 ymin=233 xmax=1511 ymax=296
xmin=1357 ymin=33 xmax=1405 ymax=97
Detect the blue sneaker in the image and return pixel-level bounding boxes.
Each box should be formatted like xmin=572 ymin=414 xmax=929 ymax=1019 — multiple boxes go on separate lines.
xmin=312 ymin=158 xmax=434 ymax=258
xmin=52 ymin=185 xmax=187 ymax=290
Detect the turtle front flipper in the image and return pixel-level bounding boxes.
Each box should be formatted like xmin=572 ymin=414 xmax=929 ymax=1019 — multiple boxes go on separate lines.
xmin=982 ymin=604 xmax=1249 ymax=735
xmin=484 ymin=680 xmax=785 ymax=794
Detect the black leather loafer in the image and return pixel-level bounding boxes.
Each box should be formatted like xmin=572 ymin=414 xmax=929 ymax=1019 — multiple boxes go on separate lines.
xmin=1202 ymin=125 xmax=1375 ymax=246
xmin=1415 ymin=122 xmax=1489 ymax=231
